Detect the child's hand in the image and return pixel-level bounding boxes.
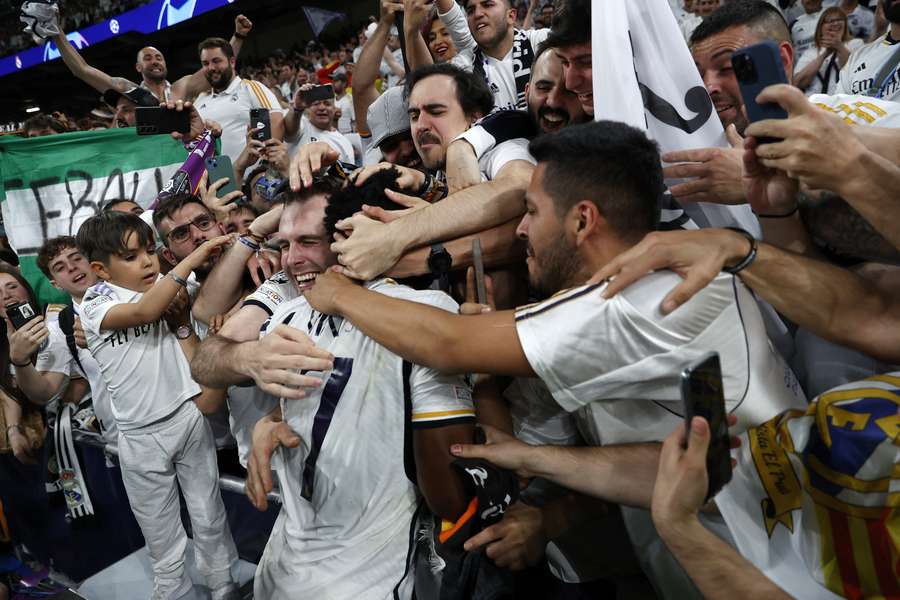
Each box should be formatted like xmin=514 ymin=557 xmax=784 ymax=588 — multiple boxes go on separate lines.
xmin=185 ymin=234 xmax=235 ymax=271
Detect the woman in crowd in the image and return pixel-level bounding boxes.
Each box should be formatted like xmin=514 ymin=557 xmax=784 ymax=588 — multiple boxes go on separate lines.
xmin=794 ymin=6 xmax=863 ymax=95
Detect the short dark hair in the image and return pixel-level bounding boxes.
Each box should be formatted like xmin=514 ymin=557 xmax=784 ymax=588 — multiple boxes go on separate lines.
xmin=462 ymin=0 xmax=511 ymax=8
xmin=280 ymin=180 xmax=340 ymax=211
xmin=528 ymin=121 xmax=662 ymax=243
xmin=324 ymin=168 xmax=406 ymax=240
xmin=544 ymin=0 xmax=590 ymax=50
xmin=77 ymin=212 xmax=155 ymax=264
xmin=152 ymin=193 xmax=212 ymax=238
xmin=22 ymin=114 xmax=66 ymax=135
xmin=37 ymin=236 xmax=78 ymax=279
xmin=406 ymin=63 xmax=494 ymax=119
xmin=198 ymin=37 xmax=234 ymax=60
xmin=101 ymin=198 xmax=138 ymax=212
xmin=690 ymin=0 xmax=790 ymax=47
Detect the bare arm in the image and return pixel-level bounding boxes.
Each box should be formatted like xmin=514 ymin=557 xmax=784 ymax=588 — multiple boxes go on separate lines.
xmin=403 ymin=0 xmax=435 ymax=71
xmin=52 ymin=31 xmax=134 ymax=93
xmin=353 ymin=11 xmax=396 ymax=135
xmin=171 ymin=15 xmax=251 ymax=101
xmin=13 ymin=365 xmax=65 ymax=406
xmin=415 ymin=422 xmax=476 ymax=520
xmin=830 ymin=149 xmax=900 ymax=251
xmin=792 ymin=50 xmax=826 ymax=91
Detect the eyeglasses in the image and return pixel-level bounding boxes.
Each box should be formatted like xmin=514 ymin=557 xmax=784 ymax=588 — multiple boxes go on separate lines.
xmin=166 ymin=214 xmax=215 ymax=244
xmin=822 ymin=18 xmax=845 ymax=25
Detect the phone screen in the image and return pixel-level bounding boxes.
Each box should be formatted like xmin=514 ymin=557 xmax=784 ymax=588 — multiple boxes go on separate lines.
xmin=681 ymin=353 xmax=732 ymax=500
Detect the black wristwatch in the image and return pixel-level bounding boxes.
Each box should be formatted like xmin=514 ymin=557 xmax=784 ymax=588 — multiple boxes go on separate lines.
xmin=428 ymin=243 xmax=453 ymax=292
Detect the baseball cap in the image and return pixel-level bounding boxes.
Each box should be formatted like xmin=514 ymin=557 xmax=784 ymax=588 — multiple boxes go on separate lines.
xmin=102 ymin=85 xmax=159 ymax=109
xmin=367 ymin=87 xmax=409 ymax=150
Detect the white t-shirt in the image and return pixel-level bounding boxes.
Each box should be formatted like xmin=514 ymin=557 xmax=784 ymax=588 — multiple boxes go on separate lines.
xmin=845 ymin=4 xmax=875 ymax=40
xmin=194 ymin=77 xmax=285 ymax=161
xmin=796 ymin=39 xmax=865 ymax=95
xmin=479 ymin=137 xmax=535 ymax=181
xmin=334 ymin=93 xmax=355 ymax=134
xmin=514 ymin=272 xmax=807 ymax=446
xmin=71 ymin=300 xmax=117 ymax=445
xmin=80 ymin=280 xmax=200 ymax=431
xmin=254 ymin=279 xmax=475 ymax=599
xmin=439 ymin=2 xmax=550 ymax=112
xmin=287 ymin=121 xmax=355 ymax=164
xmin=715 ymin=373 xmax=900 ymax=600
xmin=836 ymin=34 xmax=900 ymax=100
xmin=791 ymin=10 xmax=823 ymax=56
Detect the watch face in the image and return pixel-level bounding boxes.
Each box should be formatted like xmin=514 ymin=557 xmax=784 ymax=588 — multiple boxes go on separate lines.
xmin=176 ymin=325 xmax=193 ymax=339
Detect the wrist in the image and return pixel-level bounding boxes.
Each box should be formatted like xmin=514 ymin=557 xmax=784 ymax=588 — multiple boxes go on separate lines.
xmin=653 ymin=512 xmax=704 ymax=548
xmin=10 ymin=355 xmax=31 ymax=368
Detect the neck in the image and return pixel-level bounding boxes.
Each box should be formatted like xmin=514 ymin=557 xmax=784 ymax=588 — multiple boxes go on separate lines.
xmin=72 ymin=291 xmax=85 ymax=304
xmin=143 ymin=78 xmax=166 ymax=96
xmin=213 ymin=76 xmax=233 ymax=93
xmin=840 ymin=0 xmax=856 ymax=10
xmin=581 ymin=237 xmax=634 ymax=284
xmin=483 ymin=30 xmax=515 ymax=59
xmin=892 ymin=22 xmax=900 ymax=40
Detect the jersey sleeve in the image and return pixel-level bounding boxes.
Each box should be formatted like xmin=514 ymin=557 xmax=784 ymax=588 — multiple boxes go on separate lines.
xmin=438 ymin=1 xmax=477 ymax=60
xmin=247 ymin=80 xmax=286 ymax=114
xmin=242 ymin=272 xmax=292 ymax=316
xmin=35 ymin=320 xmax=73 ymax=376
xmin=79 ymin=287 xmax=120 ymax=337
xmin=482 ymin=138 xmax=535 ymax=180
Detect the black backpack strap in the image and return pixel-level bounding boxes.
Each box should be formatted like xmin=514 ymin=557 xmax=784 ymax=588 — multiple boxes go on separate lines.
xmin=57 ymin=305 xmax=85 ymax=375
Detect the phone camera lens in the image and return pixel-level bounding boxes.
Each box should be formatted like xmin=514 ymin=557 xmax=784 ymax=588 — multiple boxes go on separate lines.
xmin=733 ymin=54 xmax=757 ymax=83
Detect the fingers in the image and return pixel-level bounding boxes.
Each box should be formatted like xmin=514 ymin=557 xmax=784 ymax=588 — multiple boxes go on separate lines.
xmin=269 ymin=324 xmax=334 ymax=357
xmin=484 ymin=273 xmax=495 ymax=310
xmin=666 ymin=178 xmax=711 ymax=200
xmin=464 ymin=523 xmax=504 ymax=552
xmin=725 ymin=123 xmax=744 ymax=149
xmin=275 ymin=425 xmax=302 ymax=449
xmin=361 ymin=205 xmax=388 ymax=222
xmin=662 ymin=162 xmax=707 ymax=180
xmin=660 ymin=266 xmax=719 ymax=313
xmin=661 ymin=148 xmax=715 ymax=164
xmin=384 ymin=188 xmax=424 ymax=208
xmin=209 ymin=176 xmax=228 ymax=193
xmin=686 ymin=417 xmax=711 ymax=458
xmin=755 ymin=83 xmax=809 ymax=116
xmin=260 ymin=254 xmax=275 ymax=281
xmin=465 ymin=266 xmax=476 ymax=304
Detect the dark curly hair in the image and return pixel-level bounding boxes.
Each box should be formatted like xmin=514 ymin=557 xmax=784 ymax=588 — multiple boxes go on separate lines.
xmin=324 ymin=168 xmax=407 ymax=240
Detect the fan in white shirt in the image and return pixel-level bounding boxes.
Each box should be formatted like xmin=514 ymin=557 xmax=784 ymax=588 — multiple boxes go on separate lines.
xmin=283 ymin=84 xmax=355 ymax=163
xmin=836 ymin=1 xmax=900 ymax=101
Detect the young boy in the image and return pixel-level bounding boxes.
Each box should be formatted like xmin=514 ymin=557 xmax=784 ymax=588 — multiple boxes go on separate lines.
xmin=76 ymin=212 xmax=238 ymax=600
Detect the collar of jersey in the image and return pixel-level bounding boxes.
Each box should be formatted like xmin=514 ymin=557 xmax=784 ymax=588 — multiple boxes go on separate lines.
xmin=209 ymin=76 xmax=242 ymax=98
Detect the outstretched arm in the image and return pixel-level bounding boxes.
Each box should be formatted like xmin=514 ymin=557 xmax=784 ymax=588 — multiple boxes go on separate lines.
xmin=171 ymin=14 xmax=253 ymax=101
xmin=52 ymin=30 xmax=135 ymax=94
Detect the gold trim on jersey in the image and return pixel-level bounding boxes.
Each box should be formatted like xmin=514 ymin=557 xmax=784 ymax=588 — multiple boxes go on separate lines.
xmin=514 ymin=282 xmax=605 ymax=322
xmin=411 ymin=408 xmax=476 ymax=421
xmin=246 ymin=80 xmax=273 ymax=109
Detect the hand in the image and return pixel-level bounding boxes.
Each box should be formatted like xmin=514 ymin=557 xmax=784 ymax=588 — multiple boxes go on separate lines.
xmin=446 ymin=139 xmax=483 ymax=195
xmin=7 ymin=317 xmax=49 ymax=366
xmin=661 ymin=126 xmax=746 ymax=204
xmin=247 ymin=251 xmax=281 ymax=288
xmin=204 ymin=119 xmax=223 ymax=139
xmin=293 ymin=84 xmax=316 ymax=112
xmin=242 ymin=325 xmax=334 ymax=399
xmin=304 ymin=268 xmax=356 ymax=314
xmin=208 ymin=313 xmax=227 ymax=336
xmin=745 ymin=84 xmax=868 ymax=196
xmin=651 ymin=417 xmax=712 ymax=537
xmin=184 ymin=234 xmax=235 ymax=272
xmin=380 ymin=0 xmax=404 ymax=22
xmin=8 ymin=428 xmax=37 ymax=465
xmin=742 ymin=137 xmax=800 ymax=216
xmin=330 ymin=215 xmax=406 ymax=280
xmin=164 ymin=288 xmax=191 ymax=330
xmin=235 ymin=127 xmax=264 ymax=172
xmin=588 ymin=229 xmax=750 ymax=313
xmin=289 ymin=141 xmax=340 ymax=190
xmin=403 ymin=0 xmax=430 ymax=31
xmin=73 ymin=317 xmax=87 ymax=349
xmin=358 ymin=188 xmax=429 ymax=224
xmin=246 ymin=416 xmax=301 ymax=510
xmin=352 ymin=162 xmax=426 ymax=192
xmin=263 ymin=139 xmax=291 ymax=177
xmin=160 ymin=99 xmax=204 ymax=142
xmin=234 ymin=14 xmax=253 ymax=37
xmin=249 ymin=202 xmax=283 ymax=238
xmin=463 ymin=502 xmax=546 ymax=570
xmin=199 ymin=172 xmax=242 ymax=220
xmin=459 ymin=266 xmax=495 ymax=315
xmin=450 ymin=424 xmax=540 ymax=480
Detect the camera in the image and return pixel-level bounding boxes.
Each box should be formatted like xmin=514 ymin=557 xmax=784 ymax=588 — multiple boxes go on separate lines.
xmin=732 ymin=53 xmax=757 ymax=84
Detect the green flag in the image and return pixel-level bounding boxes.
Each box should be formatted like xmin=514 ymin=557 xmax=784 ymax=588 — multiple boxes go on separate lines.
xmin=0 ymin=129 xmax=187 ymax=307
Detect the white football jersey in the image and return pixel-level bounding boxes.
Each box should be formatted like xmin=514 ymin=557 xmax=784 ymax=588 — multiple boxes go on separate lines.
xmin=790 ymin=10 xmax=822 ymax=56
xmin=514 ymin=272 xmax=807 ymax=445
xmin=242 ymin=270 xmax=297 ymax=317
xmin=836 ymin=34 xmax=900 ymax=100
xmin=254 ymin=279 xmax=475 ymax=600
xmin=808 ymin=92 xmax=900 ymax=126
xmin=80 ymin=279 xmax=200 ymax=431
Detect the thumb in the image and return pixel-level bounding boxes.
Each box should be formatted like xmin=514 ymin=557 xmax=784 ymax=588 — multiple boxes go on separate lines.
xmin=686 ymin=416 xmax=711 ymax=458
xmin=326 ymin=148 xmax=340 ymax=163
xmin=361 ymin=205 xmax=388 ymax=222
xmin=725 ymin=124 xmax=743 ymax=149
xmin=277 ymin=426 xmax=302 ymax=448
xmin=384 ymin=188 xmax=422 ymax=209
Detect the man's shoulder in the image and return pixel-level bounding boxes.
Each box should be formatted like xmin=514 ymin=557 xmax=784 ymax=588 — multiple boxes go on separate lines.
xmin=267 ymin=294 xmax=312 ymax=326
xmin=369 ymin=279 xmax=459 ymax=313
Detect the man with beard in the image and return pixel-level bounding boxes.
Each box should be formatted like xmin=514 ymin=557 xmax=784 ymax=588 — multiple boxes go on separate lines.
xmin=193 ymin=38 xmax=285 ymax=161
xmin=837 ymin=0 xmax=900 ymax=99
xmin=283 ymin=83 xmax=354 ymax=163
xmin=47 ymin=12 xmax=252 ymax=107
xmin=436 ymin=0 xmax=550 ymax=111
xmin=304 ymin=120 xmax=807 ymax=599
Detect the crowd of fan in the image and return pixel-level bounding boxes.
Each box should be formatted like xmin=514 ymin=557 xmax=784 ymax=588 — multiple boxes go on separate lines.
xmin=2 ymin=0 xmax=900 ymax=599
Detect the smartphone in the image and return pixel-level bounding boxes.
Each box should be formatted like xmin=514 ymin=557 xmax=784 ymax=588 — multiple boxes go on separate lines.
xmin=681 ymin=352 xmax=732 ymax=501
xmin=250 ymin=108 xmax=271 ymax=142
xmin=205 ymin=156 xmax=239 ymax=197
xmin=6 ymin=301 xmax=38 ymax=330
xmin=135 ymin=106 xmax=190 ymax=135
xmin=302 ymin=84 xmax=334 ymax=104
xmin=731 ymin=41 xmax=789 ymax=138
xmin=471 ymin=239 xmax=487 ymax=305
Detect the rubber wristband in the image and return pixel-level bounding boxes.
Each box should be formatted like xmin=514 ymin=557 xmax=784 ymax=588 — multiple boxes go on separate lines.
xmin=168 ymin=272 xmax=188 ymax=287
xmin=722 ymin=228 xmax=758 ymax=275
xmin=234 ymin=32 xmax=248 ymax=40
xmin=238 ymin=236 xmax=261 ymax=252
xmin=754 ymin=205 xmax=799 ymax=218
xmin=6 ymin=424 xmax=24 ymax=435
xmin=10 ymin=358 xmax=30 ymax=368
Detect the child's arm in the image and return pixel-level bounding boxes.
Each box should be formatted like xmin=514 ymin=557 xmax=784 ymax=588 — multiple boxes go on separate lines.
xmin=99 ymin=235 xmax=232 ymax=331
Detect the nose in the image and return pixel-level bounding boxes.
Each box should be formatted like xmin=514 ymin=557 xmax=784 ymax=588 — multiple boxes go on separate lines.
xmin=515 ymin=214 xmax=529 ymax=241
xmin=546 ymin=84 xmax=565 ymax=109
xmin=563 ymin=64 xmax=583 ymax=96
xmin=286 ymin=242 xmax=306 ymax=268
xmin=702 ymin=71 xmax=722 ymax=96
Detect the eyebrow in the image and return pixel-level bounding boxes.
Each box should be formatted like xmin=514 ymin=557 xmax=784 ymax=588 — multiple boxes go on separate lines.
xmin=710 ymin=48 xmax=735 ymax=61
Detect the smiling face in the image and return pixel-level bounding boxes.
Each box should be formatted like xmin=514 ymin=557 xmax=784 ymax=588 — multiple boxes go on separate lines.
xmin=465 ymin=0 xmax=515 ymax=52
xmin=95 ymin=230 xmax=161 ymax=293
xmin=0 ymin=273 xmax=30 ymax=310
xmin=695 ymin=0 xmax=720 ymax=17
xmin=309 ymin=98 xmax=336 ymax=130
xmin=200 ymin=47 xmax=235 ymax=92
xmin=801 ymin=0 xmax=823 ymax=14
xmin=157 ymin=203 xmax=225 ymax=277
xmin=136 ymin=46 xmax=167 ymax=83
xmin=527 ymin=50 xmax=587 ymax=134
xmin=277 ymin=196 xmax=338 ymax=293
xmin=48 ymin=246 xmax=96 ymax=299
xmin=691 ymin=25 xmax=759 ymax=133
xmin=428 ymin=18 xmax=457 ymax=62
xmin=408 ymin=74 xmax=474 ymax=170
xmin=554 ymin=43 xmax=593 ymax=116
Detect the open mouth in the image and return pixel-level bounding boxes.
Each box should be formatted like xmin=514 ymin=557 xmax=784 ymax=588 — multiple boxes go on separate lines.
xmin=73 ymin=273 xmax=87 ymax=284
xmin=539 ymin=113 xmax=567 ymax=132
xmin=435 ymin=44 xmax=449 ymax=56
xmin=294 ymin=271 xmax=320 ymax=290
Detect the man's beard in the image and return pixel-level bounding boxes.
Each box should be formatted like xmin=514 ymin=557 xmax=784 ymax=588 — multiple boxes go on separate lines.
xmin=478 ymin=20 xmax=510 ymax=52
xmin=144 ymin=68 xmax=167 ymax=83
xmin=529 ymin=236 xmax=583 ymax=300
xmin=206 ymin=66 xmax=234 ymax=91
xmin=533 ymin=105 xmax=572 ymax=133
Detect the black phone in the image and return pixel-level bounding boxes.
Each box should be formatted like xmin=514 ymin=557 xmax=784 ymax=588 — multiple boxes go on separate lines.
xmin=681 ymin=352 xmax=732 ymax=502
xmin=135 ymin=106 xmax=191 ymax=135
xmin=205 ymin=156 xmax=239 ymax=198
xmin=302 ymin=84 xmax=334 ymax=104
xmin=731 ymin=41 xmax=789 ymax=140
xmin=249 ymin=108 xmax=271 ymax=142
xmin=6 ymin=301 xmax=38 ymax=330
xmin=472 ymin=239 xmax=487 ymax=305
